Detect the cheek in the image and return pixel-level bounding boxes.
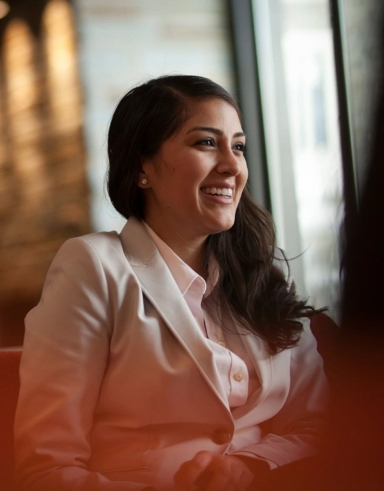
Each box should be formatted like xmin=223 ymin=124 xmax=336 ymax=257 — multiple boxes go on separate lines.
xmin=163 ymin=158 xmax=194 ymax=178
xmin=240 ymin=170 xmax=248 ymax=193
xmin=242 ymin=162 xmax=249 ymax=181
xmin=167 ymin=164 xmax=178 ymax=174
xmin=175 ymin=168 xmax=206 ymax=187
xmin=237 ymin=165 xmax=248 ymax=187
xmin=237 ymin=171 xmax=248 ymax=202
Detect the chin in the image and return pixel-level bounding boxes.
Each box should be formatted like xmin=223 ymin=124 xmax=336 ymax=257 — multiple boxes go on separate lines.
xmin=206 ymin=219 xmax=235 ymax=235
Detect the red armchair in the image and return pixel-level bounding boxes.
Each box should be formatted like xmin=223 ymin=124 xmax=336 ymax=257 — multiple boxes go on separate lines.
xmin=0 ymin=350 xmax=22 ymax=491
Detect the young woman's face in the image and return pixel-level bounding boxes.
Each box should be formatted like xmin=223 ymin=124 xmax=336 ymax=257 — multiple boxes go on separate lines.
xmin=140 ymin=98 xmax=248 ymax=244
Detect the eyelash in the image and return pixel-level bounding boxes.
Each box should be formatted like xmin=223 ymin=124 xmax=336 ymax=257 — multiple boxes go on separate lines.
xmin=196 ymin=139 xmax=246 ymax=153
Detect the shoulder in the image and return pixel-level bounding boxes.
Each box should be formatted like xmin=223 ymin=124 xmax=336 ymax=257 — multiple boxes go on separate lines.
xmin=62 ymin=230 xmax=121 ymax=255
xmin=54 ymin=231 xmax=124 ymax=266
xmin=46 ymin=230 xmax=134 ymax=290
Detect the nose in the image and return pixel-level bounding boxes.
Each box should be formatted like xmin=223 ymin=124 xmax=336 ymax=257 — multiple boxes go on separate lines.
xmin=215 ymin=147 xmax=244 ymax=176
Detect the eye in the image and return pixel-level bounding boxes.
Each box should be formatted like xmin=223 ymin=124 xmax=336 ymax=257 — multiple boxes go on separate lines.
xmin=233 ymin=142 xmax=246 ymax=153
xmin=195 ymin=138 xmax=215 ymax=147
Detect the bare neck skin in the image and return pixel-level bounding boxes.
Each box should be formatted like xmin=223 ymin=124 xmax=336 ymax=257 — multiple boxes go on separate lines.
xmin=145 ymin=220 xmax=208 ymax=279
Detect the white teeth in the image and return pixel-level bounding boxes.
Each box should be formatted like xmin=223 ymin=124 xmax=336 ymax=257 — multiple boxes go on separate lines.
xmin=203 ymin=187 xmax=233 ymax=197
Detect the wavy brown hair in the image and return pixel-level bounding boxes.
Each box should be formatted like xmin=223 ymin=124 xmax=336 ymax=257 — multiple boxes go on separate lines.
xmin=107 ymin=75 xmax=322 ymax=354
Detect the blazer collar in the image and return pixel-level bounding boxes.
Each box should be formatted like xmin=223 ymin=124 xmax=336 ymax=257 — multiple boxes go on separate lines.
xmin=119 ymin=217 xmax=229 ymax=409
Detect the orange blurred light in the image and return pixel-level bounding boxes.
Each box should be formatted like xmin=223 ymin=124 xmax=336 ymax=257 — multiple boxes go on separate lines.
xmin=0 ymin=1 xmax=10 ymax=19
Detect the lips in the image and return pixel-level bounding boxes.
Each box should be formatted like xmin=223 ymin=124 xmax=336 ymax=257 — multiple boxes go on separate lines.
xmin=201 ymin=187 xmax=233 ymax=197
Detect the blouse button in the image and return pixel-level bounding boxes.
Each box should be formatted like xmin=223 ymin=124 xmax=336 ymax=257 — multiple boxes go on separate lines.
xmin=233 ymin=371 xmax=245 ymax=382
xmin=211 ymin=428 xmax=232 ymax=445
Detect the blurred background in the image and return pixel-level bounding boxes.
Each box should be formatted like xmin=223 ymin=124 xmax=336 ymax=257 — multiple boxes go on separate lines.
xmin=0 ymin=0 xmax=383 ymax=347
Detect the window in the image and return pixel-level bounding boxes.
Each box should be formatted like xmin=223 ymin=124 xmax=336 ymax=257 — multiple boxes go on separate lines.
xmin=252 ymin=0 xmax=343 ymax=317
xmin=228 ymin=0 xmax=373 ymax=319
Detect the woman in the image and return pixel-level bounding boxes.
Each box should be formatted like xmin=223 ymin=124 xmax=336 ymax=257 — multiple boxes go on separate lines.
xmin=14 ymin=75 xmax=328 ymax=491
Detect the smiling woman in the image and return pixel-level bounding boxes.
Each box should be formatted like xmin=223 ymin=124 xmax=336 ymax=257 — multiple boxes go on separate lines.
xmin=14 ymin=75 xmax=328 ymax=491
xmin=139 ymin=98 xmax=248 ymax=270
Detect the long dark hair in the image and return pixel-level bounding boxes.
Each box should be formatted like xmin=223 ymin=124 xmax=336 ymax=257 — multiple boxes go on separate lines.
xmin=107 ymin=74 xmax=320 ymax=354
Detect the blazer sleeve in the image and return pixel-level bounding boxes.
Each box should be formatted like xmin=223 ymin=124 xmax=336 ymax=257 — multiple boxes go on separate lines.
xmin=232 ymin=250 xmax=329 ymax=468
xmin=14 ymin=238 xmax=152 ymax=491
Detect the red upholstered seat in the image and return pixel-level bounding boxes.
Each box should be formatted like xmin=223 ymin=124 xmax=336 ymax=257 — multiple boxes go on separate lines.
xmin=0 ymin=350 xmax=22 ymax=491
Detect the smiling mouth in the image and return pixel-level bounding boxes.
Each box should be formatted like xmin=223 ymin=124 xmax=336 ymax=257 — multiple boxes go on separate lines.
xmin=201 ymin=187 xmax=233 ymax=198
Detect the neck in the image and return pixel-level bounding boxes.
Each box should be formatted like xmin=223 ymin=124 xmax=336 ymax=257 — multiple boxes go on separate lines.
xmin=174 ymin=242 xmax=207 ymax=278
xmin=145 ymin=220 xmax=208 ymax=278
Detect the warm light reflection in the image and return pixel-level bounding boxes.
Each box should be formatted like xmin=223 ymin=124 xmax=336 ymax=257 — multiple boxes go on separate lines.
xmin=0 ymin=87 xmax=5 ymax=167
xmin=3 ymin=19 xmax=43 ymax=178
xmin=0 ymin=1 xmax=10 ymax=19
xmin=43 ymin=0 xmax=82 ymax=130
xmin=4 ymin=20 xmax=37 ymax=114
xmin=0 ymin=0 xmax=90 ymax=338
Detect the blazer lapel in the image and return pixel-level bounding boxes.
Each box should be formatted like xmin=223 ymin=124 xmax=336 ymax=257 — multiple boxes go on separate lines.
xmin=119 ymin=217 xmax=229 ymax=409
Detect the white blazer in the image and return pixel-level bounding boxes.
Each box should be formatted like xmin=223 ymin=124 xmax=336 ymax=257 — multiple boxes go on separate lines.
xmin=14 ymin=217 xmax=328 ymax=491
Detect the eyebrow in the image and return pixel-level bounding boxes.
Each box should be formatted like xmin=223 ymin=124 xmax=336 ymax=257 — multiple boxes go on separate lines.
xmin=186 ymin=126 xmax=246 ymax=138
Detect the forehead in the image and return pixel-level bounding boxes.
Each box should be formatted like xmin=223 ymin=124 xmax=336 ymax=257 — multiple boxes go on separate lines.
xmin=179 ymin=98 xmax=242 ymax=133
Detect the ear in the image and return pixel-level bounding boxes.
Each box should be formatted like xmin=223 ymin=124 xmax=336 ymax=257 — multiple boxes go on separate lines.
xmin=138 ymin=169 xmax=150 ymax=188
xmin=138 ymin=156 xmax=155 ymax=188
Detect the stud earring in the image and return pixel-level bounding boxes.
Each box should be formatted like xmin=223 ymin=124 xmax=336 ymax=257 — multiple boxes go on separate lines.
xmin=141 ymin=178 xmax=148 ymax=185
